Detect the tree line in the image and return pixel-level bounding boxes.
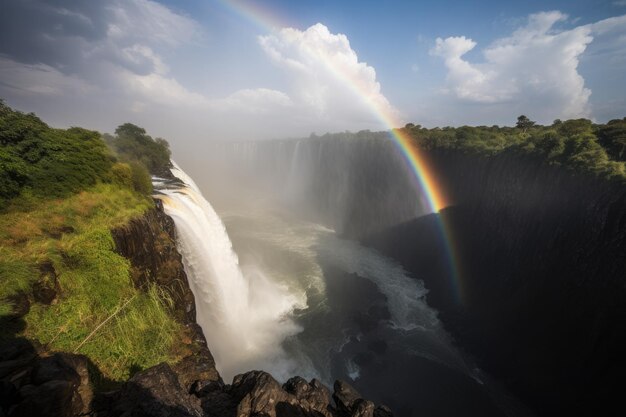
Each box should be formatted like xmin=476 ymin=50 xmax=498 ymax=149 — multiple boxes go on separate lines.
xmin=0 ymin=100 xmax=171 ymax=209
xmin=401 ymin=115 xmax=626 ymax=181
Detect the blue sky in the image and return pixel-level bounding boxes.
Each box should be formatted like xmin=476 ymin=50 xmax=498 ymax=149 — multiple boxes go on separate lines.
xmin=0 ymin=0 xmax=625 ymax=160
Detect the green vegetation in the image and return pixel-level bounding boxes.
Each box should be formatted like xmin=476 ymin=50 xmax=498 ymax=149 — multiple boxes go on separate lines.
xmin=399 ymin=116 xmax=626 ymax=181
xmin=0 ymin=101 xmax=173 ymax=209
xmin=0 ymin=101 xmax=183 ymax=384
xmin=0 ymin=101 xmax=112 ymax=207
xmin=104 ymin=123 xmax=172 ymax=177
xmin=0 ymin=184 xmax=186 ymax=382
xmin=596 ymin=118 xmax=626 ymax=161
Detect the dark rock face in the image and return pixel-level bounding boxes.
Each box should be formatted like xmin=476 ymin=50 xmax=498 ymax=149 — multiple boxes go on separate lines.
xmin=283 ymin=376 xmax=332 ymax=414
xmin=173 ymin=324 xmax=222 ymax=395
xmin=366 ymin=149 xmax=626 ymax=416
xmin=111 ymin=199 xmax=196 ymax=324
xmin=105 ymin=363 xmax=203 ymax=417
xmin=333 ymin=380 xmax=362 ymax=415
xmin=0 ymin=342 xmax=93 ymax=417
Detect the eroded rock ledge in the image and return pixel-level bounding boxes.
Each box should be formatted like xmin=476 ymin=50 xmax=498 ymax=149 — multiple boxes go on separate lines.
xmin=97 ymin=366 xmax=393 ymax=417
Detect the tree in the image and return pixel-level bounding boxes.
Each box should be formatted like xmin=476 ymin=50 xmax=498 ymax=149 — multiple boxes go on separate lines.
xmin=108 ymin=124 xmax=172 ymax=175
xmin=516 ymin=115 xmax=536 ymax=133
xmin=557 ymin=118 xmax=592 ymax=137
xmin=596 ymin=118 xmax=626 ymax=161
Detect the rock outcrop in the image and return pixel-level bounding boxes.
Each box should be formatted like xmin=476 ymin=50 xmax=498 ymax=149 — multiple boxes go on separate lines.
xmin=94 ymin=365 xmax=391 ymax=417
xmin=111 ymin=199 xmax=196 ymax=324
xmin=0 ymin=339 xmax=94 ymax=417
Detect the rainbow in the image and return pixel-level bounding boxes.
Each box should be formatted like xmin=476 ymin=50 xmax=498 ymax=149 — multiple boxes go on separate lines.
xmin=216 ymin=0 xmax=462 ymax=303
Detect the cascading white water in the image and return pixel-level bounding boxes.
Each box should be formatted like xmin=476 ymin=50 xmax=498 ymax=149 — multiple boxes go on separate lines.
xmin=156 ymin=162 xmax=306 ymax=382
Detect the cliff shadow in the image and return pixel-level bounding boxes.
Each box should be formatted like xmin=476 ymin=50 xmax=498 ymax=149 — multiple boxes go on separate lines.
xmin=1 ymin=304 xmax=207 ymax=417
xmin=363 ymin=195 xmax=626 ymax=417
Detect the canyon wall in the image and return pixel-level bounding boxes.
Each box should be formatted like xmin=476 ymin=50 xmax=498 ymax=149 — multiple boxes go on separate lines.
xmin=366 ymin=149 xmax=626 ymax=416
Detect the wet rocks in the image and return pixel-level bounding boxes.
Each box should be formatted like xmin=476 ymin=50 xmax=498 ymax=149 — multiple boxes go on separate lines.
xmin=214 ymin=372 xmax=390 ymax=417
xmin=106 ymin=363 xmax=203 ymax=417
xmin=172 ymin=327 xmax=222 ymax=396
xmin=283 ymin=376 xmax=332 ymax=414
xmin=333 ymin=380 xmax=362 ymax=415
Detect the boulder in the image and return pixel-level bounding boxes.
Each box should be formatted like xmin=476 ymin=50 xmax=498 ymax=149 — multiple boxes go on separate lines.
xmin=9 ymin=380 xmax=79 ymax=417
xmin=332 ymin=380 xmax=362 ymax=416
xmin=111 ymin=362 xmax=202 ymax=417
xmin=373 ymin=405 xmax=393 ymax=417
xmin=283 ymin=377 xmax=332 ymax=416
xmin=231 ymin=371 xmax=294 ymax=417
xmin=32 ymin=353 xmax=93 ymax=414
xmin=172 ymin=330 xmax=221 ymax=396
xmin=350 ymin=399 xmax=374 ymax=417
xmin=0 ymin=350 xmax=93 ymax=417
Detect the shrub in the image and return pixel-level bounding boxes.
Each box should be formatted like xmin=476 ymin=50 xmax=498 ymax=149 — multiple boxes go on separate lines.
xmin=129 ymin=161 xmax=153 ymax=195
xmin=109 ymin=162 xmax=133 ymax=188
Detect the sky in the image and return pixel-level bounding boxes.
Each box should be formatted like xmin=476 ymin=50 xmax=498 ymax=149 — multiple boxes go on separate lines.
xmin=1 ymin=0 xmax=625 ymax=161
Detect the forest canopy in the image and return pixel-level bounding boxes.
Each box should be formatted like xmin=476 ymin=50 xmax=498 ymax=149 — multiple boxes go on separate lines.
xmin=0 ymin=101 xmax=172 ymax=209
xmin=399 ymin=116 xmax=626 ymax=181
xmin=103 ymin=123 xmax=172 ymax=177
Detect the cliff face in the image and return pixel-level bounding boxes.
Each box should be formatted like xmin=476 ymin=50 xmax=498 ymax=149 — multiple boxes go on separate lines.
xmin=111 ymin=199 xmax=197 ymax=324
xmin=366 ymin=149 xmax=626 ymax=417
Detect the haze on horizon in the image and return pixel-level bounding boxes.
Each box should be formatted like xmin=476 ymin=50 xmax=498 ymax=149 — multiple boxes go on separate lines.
xmin=1 ymin=0 xmax=626 ymax=170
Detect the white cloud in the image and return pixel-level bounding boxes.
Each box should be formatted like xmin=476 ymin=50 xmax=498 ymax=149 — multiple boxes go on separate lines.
xmin=1 ymin=1 xmax=395 ymax=142
xmin=430 ymin=11 xmax=594 ymax=121
xmin=258 ymin=23 xmax=399 ymax=127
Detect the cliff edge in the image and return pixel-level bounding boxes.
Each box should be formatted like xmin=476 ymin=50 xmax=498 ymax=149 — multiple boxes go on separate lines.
xmin=0 ymin=200 xmax=393 ymax=417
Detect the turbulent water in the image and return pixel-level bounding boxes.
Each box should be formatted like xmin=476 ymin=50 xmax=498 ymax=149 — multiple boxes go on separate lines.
xmin=155 ymin=149 xmax=524 ymax=416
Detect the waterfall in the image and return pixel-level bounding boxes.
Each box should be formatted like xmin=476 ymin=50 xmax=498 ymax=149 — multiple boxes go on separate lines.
xmin=204 ymin=133 xmax=429 ymax=237
xmin=156 ymin=162 xmax=305 ymax=382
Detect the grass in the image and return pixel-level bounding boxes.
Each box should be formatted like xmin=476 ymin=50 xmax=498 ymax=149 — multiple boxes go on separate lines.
xmin=0 ymin=183 xmax=185 ymax=383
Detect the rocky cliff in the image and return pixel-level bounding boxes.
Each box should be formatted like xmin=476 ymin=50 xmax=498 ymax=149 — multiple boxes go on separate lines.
xmin=366 ymin=149 xmax=626 ymax=417
xmin=1 ymin=200 xmax=392 ymax=417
